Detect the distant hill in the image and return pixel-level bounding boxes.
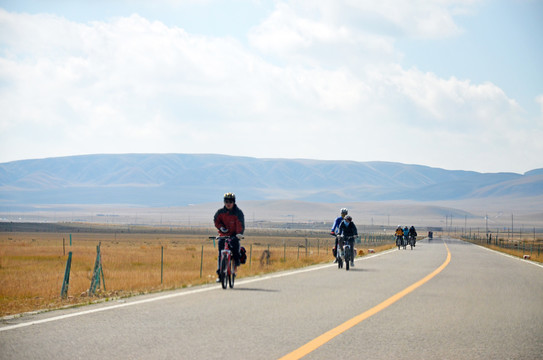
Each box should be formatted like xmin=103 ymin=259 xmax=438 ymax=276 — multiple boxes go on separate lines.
xmin=0 ymin=153 xmax=541 ymax=207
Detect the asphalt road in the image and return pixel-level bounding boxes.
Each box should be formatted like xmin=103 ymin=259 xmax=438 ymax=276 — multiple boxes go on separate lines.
xmin=1 ymin=237 xmax=542 ymax=359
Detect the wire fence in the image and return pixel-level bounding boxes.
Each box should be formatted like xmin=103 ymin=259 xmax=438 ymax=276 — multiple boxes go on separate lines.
xmin=460 ymin=232 xmax=543 ymax=262
xmin=0 ymin=230 xmax=399 ymax=316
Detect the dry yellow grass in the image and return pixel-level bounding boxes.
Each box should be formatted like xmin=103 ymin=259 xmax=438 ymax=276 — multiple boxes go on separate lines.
xmin=484 ymin=244 xmax=543 ymax=262
xmin=441 ymin=231 xmax=543 ymax=263
xmin=0 ymin=230 xmax=394 ymax=316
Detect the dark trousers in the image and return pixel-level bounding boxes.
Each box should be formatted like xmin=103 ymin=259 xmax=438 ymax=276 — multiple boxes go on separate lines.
xmin=218 ymin=236 xmax=240 ymax=269
xmin=347 ymin=237 xmax=355 ymax=261
xmin=337 ymin=236 xmax=355 ymax=261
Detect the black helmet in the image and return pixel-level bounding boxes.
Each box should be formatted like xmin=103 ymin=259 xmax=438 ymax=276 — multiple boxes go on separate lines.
xmin=223 ymin=192 xmax=236 ymax=203
xmin=345 ymin=215 xmax=352 ymax=221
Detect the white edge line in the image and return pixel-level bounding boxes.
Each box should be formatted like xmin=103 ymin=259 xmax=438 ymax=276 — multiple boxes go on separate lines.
xmin=473 ymin=242 xmax=543 ymax=269
xmin=0 ymin=247 xmax=397 ymax=332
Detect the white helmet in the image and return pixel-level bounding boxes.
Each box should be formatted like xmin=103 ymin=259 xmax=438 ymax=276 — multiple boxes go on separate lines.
xmin=340 ymin=208 xmax=348 ymax=215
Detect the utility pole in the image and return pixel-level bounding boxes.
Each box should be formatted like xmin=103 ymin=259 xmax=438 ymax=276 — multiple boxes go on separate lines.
xmin=511 ymin=213 xmax=514 ymax=240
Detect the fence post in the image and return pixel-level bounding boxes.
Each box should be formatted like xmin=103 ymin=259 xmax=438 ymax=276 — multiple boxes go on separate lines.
xmin=89 ymin=243 xmax=103 ymax=296
xmin=161 ymin=246 xmax=164 ymax=284
xmin=101 ymin=258 xmax=106 ymax=292
xmin=200 ymin=245 xmax=204 ymax=278
xmin=61 ymin=251 xmax=72 ymax=298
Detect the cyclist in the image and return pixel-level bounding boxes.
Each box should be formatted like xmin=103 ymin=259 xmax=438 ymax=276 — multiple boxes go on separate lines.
xmin=408 ymin=225 xmax=418 ymax=246
xmin=330 ymin=208 xmax=348 ymax=263
xmin=403 ymin=226 xmax=409 ymax=247
xmin=338 ymin=215 xmax=358 ymax=267
xmin=395 ymin=225 xmax=404 ymax=248
xmin=213 ymin=192 xmax=245 ymax=282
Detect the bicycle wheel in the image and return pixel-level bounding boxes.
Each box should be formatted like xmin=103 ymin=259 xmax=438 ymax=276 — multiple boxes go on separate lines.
xmin=220 ymin=257 xmax=228 ymax=289
xmin=345 ymin=249 xmax=350 ymax=271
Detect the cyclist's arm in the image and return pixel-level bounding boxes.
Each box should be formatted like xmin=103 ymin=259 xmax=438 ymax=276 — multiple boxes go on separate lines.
xmin=236 ymin=208 xmax=245 ymax=234
xmin=213 ymin=209 xmax=224 ymax=230
xmin=331 ymin=217 xmax=341 ymax=233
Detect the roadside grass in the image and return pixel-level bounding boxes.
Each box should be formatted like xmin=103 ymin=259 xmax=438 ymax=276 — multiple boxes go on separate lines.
xmin=482 ymin=242 xmax=543 ymax=262
xmin=0 ymin=231 xmax=395 ymax=317
xmin=454 ymin=234 xmax=543 ymax=263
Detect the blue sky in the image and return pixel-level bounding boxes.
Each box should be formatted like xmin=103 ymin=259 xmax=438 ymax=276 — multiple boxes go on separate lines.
xmin=0 ymin=0 xmax=542 ymax=173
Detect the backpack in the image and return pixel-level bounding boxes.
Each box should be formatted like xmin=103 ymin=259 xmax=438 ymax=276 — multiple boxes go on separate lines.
xmin=240 ymin=246 xmax=247 ymax=264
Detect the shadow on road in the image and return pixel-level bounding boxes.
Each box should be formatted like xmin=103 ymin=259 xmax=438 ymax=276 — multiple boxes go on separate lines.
xmin=233 ymin=287 xmax=280 ymax=292
xmin=335 ymin=267 xmax=377 ymax=272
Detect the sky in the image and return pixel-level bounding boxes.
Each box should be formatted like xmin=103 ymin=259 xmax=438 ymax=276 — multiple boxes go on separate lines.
xmin=0 ymin=0 xmax=542 ymax=174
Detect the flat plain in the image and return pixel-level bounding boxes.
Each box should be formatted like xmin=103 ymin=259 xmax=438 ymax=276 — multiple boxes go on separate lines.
xmin=0 ymin=224 xmax=395 ymax=316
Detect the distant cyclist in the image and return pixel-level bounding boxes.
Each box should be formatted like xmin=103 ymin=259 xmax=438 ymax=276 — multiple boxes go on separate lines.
xmin=213 ymin=192 xmax=244 ymax=282
xmin=330 ymin=208 xmax=348 ymax=263
xmin=408 ymin=225 xmax=418 ymax=246
xmin=395 ymin=225 xmax=404 ymax=248
xmin=338 ymin=215 xmax=358 ymax=267
xmin=403 ymin=226 xmax=409 ymax=246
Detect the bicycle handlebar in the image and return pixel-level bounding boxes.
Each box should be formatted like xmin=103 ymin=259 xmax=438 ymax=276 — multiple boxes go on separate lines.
xmin=209 ymin=235 xmax=241 ymax=240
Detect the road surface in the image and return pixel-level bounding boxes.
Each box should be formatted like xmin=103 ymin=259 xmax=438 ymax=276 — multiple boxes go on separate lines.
xmin=1 ymin=237 xmax=542 ymax=359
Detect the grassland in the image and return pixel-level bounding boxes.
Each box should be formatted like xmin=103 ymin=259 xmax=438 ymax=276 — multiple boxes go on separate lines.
xmin=458 ymin=233 xmax=543 ymax=262
xmin=0 ymin=225 xmax=395 ymax=317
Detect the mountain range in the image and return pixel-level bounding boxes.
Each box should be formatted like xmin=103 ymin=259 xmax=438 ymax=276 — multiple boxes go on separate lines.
xmin=1 ymin=153 xmax=542 ymax=209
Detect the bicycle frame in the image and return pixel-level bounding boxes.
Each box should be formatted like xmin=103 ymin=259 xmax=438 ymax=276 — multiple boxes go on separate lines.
xmin=396 ymin=235 xmax=404 ymax=249
xmin=218 ymin=236 xmax=237 ymax=289
xmin=337 ymin=235 xmax=353 ymax=270
xmin=409 ymin=234 xmax=416 ymax=249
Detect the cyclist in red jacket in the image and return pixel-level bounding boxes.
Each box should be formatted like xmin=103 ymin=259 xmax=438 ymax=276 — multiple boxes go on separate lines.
xmin=214 ymin=192 xmax=245 ymax=281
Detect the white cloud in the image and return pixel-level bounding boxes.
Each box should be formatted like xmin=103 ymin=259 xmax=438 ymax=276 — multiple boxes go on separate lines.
xmin=248 ymin=0 xmax=476 ymax=57
xmin=389 ymin=67 xmax=522 ymax=130
xmin=248 ymin=2 xmax=398 ymax=66
xmin=0 ymin=3 xmax=540 ymax=173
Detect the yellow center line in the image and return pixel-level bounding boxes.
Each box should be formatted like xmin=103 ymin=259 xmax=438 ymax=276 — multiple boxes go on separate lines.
xmin=279 ymin=242 xmax=452 ymax=360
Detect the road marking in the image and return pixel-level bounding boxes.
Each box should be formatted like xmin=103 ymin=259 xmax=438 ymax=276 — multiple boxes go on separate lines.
xmin=278 ymin=242 xmax=452 ymax=360
xmin=475 ymin=243 xmax=543 ymax=269
xmin=0 ymin=247 xmax=397 ymax=332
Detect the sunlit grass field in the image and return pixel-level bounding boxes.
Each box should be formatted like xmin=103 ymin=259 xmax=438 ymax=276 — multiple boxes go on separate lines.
xmin=0 ymin=228 xmax=395 ymax=316
xmin=459 ymin=235 xmax=543 ymax=263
